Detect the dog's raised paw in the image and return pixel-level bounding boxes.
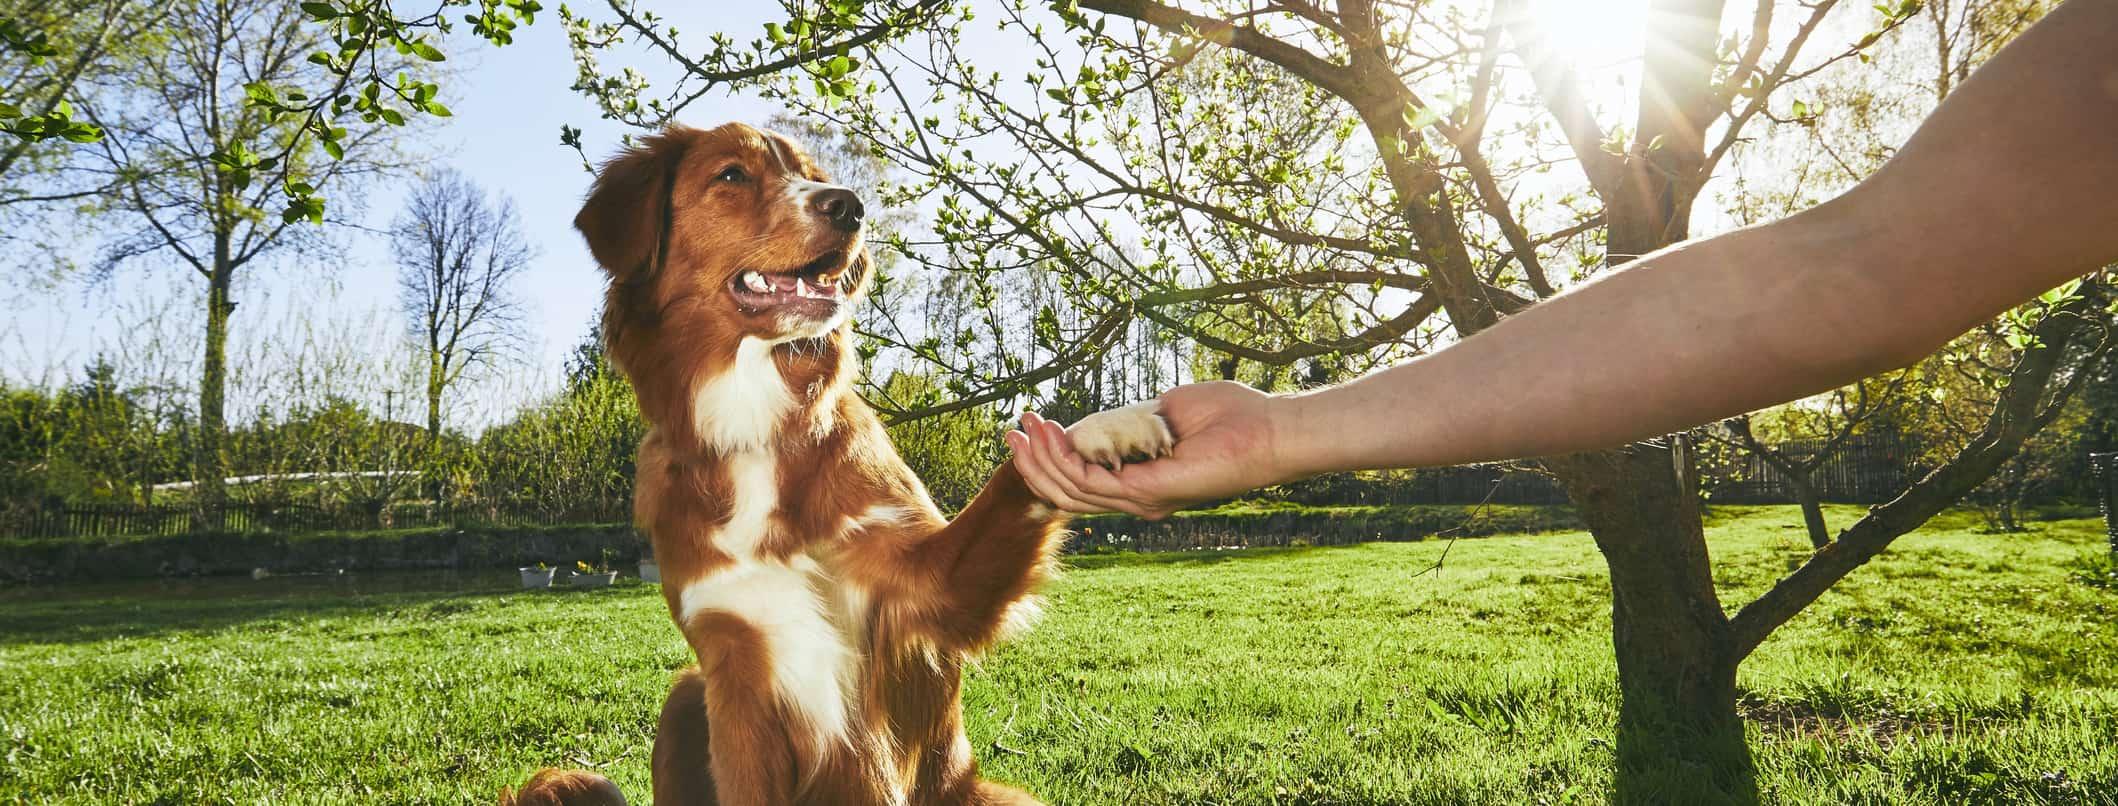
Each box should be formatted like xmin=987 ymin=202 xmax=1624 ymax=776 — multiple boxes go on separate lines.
xmin=1066 ymin=402 xmax=1174 ymax=471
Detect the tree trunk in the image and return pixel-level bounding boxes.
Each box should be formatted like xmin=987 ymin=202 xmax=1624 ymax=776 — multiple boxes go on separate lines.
xmin=426 ymin=350 xmax=445 ymax=442
xmin=195 ymin=245 xmax=235 ymax=531
xmin=1789 ymin=474 xmax=1831 ymax=548
xmin=1547 ymin=446 xmax=1755 ymax=803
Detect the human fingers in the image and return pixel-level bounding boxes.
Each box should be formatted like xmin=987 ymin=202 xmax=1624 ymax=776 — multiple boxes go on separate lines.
xmin=1007 ymin=428 xmax=1092 ymax=512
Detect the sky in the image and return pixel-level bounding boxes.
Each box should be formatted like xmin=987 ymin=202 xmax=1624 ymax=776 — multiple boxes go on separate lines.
xmin=2 ymin=2 xmax=805 ymax=419
xmin=2 ymin=0 xmax=1681 ymax=428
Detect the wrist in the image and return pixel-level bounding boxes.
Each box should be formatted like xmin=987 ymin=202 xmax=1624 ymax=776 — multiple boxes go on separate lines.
xmin=1262 ymin=392 xmax=1326 ymax=485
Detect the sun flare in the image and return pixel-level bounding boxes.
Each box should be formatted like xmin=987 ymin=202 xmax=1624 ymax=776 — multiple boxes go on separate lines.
xmin=1523 ymin=0 xmax=1652 ymax=69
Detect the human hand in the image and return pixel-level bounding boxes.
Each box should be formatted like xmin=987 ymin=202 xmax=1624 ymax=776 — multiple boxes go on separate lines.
xmin=1005 ymin=381 xmax=1299 ymax=519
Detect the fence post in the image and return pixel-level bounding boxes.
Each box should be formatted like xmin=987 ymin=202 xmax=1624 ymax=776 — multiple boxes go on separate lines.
xmin=2094 ymin=452 xmax=2117 ymax=562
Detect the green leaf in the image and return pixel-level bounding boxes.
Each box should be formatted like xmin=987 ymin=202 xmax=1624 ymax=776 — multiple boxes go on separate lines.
xmin=424 ymin=101 xmax=452 ymax=118
xmin=300 ymin=1 xmax=337 ymax=19
xmin=282 ymin=195 xmax=326 ymax=224
xmin=2039 ymin=278 xmax=2083 ymax=306
xmin=410 ymin=41 xmax=446 ymax=61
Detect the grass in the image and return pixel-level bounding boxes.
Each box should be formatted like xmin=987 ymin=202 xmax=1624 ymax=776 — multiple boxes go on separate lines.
xmin=1 ymin=506 xmax=2113 ymax=804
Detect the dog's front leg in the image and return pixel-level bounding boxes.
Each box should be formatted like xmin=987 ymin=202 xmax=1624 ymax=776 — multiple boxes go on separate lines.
xmin=907 ymin=403 xmax=1174 ymax=652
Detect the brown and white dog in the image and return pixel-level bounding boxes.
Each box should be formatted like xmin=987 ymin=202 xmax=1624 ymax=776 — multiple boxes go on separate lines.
xmin=505 ymin=122 xmax=1171 ymax=805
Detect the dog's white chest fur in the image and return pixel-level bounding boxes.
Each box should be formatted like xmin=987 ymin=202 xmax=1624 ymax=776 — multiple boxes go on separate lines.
xmin=677 ymin=551 xmax=857 ymax=758
xmin=674 ymin=444 xmax=868 ymax=766
xmin=692 ymin=337 xmax=793 ymax=453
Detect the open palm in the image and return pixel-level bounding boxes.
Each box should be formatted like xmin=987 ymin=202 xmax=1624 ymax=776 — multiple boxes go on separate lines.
xmin=1007 ymin=381 xmax=1290 ymax=518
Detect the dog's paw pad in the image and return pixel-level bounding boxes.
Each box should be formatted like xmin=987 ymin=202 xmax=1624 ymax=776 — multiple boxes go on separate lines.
xmin=1066 ymin=402 xmax=1174 ymax=471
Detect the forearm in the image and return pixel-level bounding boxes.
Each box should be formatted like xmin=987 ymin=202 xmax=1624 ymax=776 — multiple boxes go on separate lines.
xmin=1276 ymin=202 xmax=1908 ymax=472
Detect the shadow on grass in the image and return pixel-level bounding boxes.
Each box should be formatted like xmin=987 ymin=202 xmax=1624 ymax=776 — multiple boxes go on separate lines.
xmin=1061 ymin=543 xmax=1368 ymax=571
xmin=1612 ymin=711 xmax=1761 ymax=806
xmin=0 ymin=570 xmax=643 ymax=646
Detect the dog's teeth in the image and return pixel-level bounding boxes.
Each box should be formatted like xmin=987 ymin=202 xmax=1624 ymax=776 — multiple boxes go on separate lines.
xmin=742 ymin=271 xmax=771 ymax=293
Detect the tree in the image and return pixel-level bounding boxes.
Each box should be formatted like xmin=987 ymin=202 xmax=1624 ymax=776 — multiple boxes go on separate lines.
xmin=69 ymin=0 xmax=417 ymax=521
xmin=874 ymin=370 xmax=1005 ymax=511
xmin=390 ymin=167 xmax=532 ymax=443
xmin=561 ymin=0 xmax=2102 ymax=796
xmin=1903 ymin=310 xmax=2103 ymax=532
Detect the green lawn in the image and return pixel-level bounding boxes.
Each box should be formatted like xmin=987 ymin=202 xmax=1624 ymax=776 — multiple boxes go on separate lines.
xmin=2 ymin=506 xmax=2113 ymax=804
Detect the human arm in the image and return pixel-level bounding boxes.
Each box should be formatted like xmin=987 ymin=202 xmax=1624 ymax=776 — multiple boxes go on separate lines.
xmin=1008 ymin=0 xmax=2118 ymax=517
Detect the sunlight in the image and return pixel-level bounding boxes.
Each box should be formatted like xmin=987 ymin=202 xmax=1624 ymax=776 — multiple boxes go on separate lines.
xmin=1523 ymin=0 xmax=1652 ymax=70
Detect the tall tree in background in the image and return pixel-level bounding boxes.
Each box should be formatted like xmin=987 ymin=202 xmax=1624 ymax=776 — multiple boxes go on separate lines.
xmin=389 ymin=168 xmax=531 ymax=443
xmin=70 ymin=0 xmax=413 ymax=520
xmin=561 ymin=0 xmax=2113 ymax=796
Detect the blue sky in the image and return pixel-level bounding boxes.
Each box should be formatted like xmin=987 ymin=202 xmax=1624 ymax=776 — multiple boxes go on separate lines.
xmin=2 ymin=2 xmax=801 ymax=418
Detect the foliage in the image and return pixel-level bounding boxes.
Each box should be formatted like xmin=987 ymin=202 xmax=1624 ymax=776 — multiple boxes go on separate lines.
xmin=875 ymin=371 xmax=1001 ymax=512
xmin=473 ymin=363 xmax=643 ymax=522
xmin=1 ymin=508 xmax=2112 ymax=802
xmin=0 ymin=358 xmax=189 ymax=511
xmin=1902 ymin=283 xmax=2112 ymax=532
xmin=0 ymin=5 xmax=120 ymax=147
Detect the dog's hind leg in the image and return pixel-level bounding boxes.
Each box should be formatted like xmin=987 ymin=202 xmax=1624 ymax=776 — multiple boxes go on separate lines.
xmin=972 ymin=779 xmax=1043 ymax=806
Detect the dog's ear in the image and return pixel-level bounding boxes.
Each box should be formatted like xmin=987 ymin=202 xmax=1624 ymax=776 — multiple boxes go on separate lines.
xmin=575 ymin=128 xmax=692 ymax=277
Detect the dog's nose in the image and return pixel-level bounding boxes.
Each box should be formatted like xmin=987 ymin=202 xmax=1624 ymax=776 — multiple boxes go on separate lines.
xmin=811 ymin=188 xmax=865 ymax=232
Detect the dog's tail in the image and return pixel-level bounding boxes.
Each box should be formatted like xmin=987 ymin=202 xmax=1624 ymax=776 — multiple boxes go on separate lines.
xmin=498 ymin=768 xmax=628 ymax=806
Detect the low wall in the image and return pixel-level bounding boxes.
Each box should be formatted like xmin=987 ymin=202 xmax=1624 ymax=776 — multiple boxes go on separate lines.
xmin=0 ymin=524 xmax=646 ymax=583
xmin=1070 ymin=504 xmax=1581 ymax=553
xmin=2 ymin=505 xmax=1586 ymax=583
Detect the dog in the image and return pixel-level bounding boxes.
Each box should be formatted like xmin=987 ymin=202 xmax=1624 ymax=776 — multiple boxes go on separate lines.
xmin=504 ymin=122 xmax=1173 ymax=805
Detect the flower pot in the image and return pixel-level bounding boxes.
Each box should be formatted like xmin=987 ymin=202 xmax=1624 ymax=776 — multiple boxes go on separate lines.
xmin=638 ymin=560 xmax=661 ymax=584
xmin=570 ymin=571 xmax=619 ymax=589
xmin=519 ymin=567 xmax=556 ymax=589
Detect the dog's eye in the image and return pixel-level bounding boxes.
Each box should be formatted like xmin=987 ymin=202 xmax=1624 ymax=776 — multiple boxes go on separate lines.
xmin=715 ymin=165 xmax=748 ymax=183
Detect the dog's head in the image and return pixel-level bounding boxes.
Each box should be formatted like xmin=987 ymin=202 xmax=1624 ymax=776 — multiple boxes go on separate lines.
xmin=578 ymin=122 xmax=873 ymax=347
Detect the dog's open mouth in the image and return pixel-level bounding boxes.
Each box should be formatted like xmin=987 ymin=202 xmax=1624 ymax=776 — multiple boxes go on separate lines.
xmin=729 ymin=251 xmax=850 ymax=316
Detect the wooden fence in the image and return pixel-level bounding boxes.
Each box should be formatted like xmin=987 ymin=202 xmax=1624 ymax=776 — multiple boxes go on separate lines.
xmin=1703 ymin=435 xmax=1918 ymax=505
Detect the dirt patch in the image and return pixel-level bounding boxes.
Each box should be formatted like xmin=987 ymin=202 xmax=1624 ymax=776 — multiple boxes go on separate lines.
xmin=1740 ymin=697 xmax=1957 ymax=748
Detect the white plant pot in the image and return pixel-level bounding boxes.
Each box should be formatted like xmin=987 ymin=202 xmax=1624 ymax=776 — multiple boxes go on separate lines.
xmin=570 ymin=571 xmax=619 ymax=589
xmin=519 ymin=567 xmax=556 ymax=589
xmin=638 ymin=561 xmax=661 ymax=584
